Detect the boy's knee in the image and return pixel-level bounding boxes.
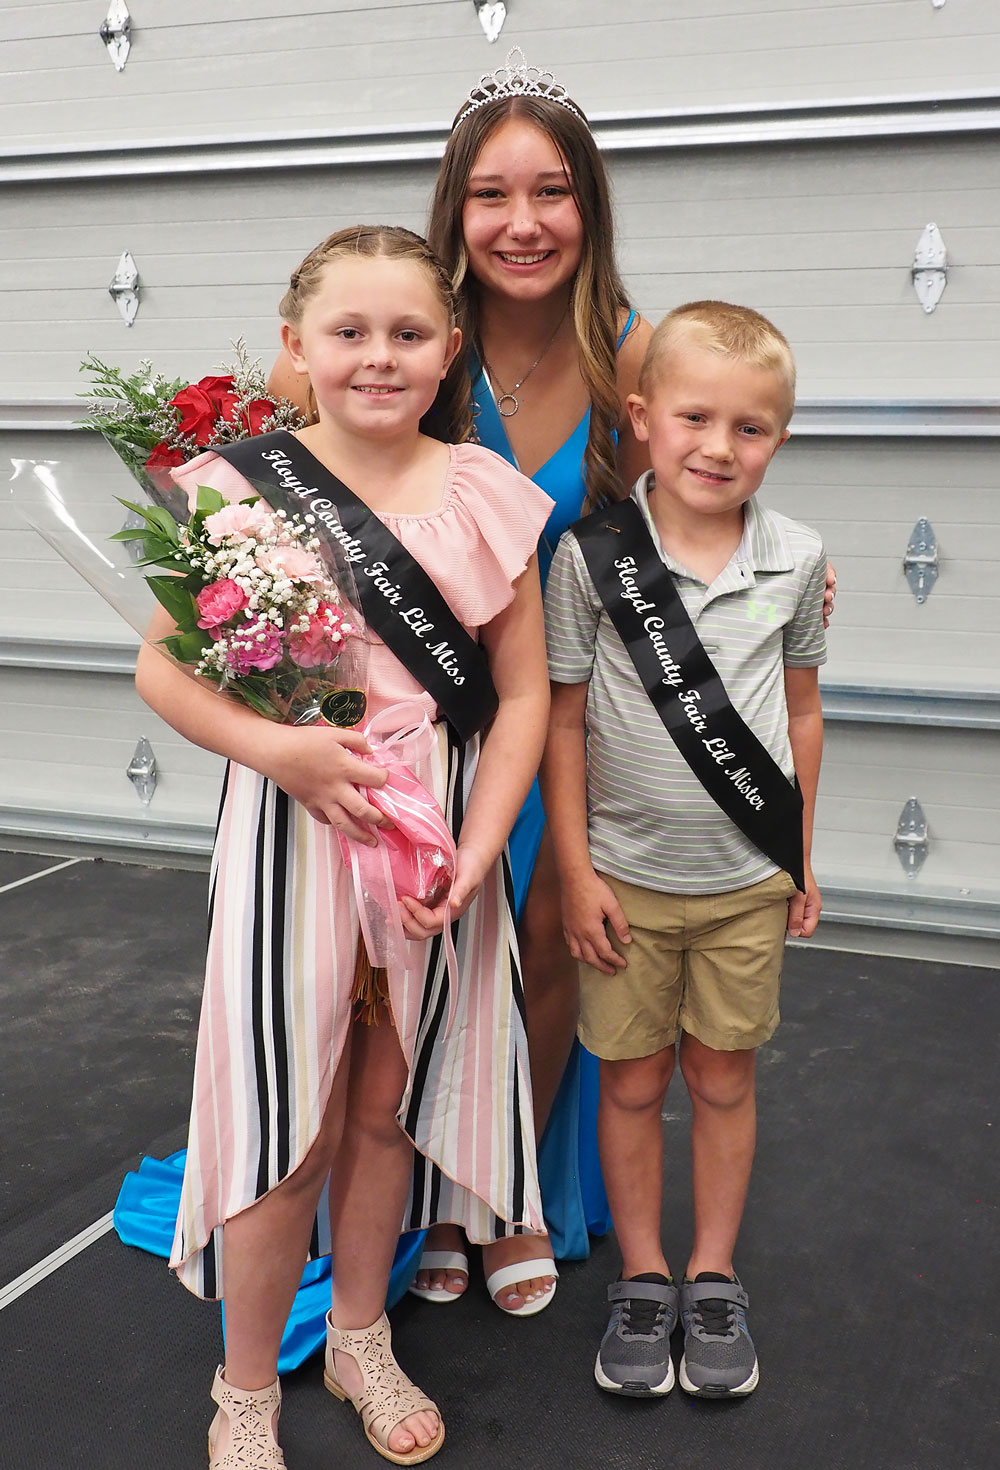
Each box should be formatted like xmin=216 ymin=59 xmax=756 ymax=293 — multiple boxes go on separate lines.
xmin=680 ymin=1039 xmax=755 ymax=1109
xmin=600 ymin=1047 xmax=675 ymax=1112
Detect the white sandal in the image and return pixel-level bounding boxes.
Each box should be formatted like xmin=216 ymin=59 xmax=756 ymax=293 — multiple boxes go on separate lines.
xmin=485 ymin=1257 xmax=559 ymax=1317
xmin=207 ymin=1366 xmax=286 ymax=1468
xmin=325 ymin=1310 xmax=445 ymax=1465
xmin=407 ymin=1249 xmax=469 ymax=1304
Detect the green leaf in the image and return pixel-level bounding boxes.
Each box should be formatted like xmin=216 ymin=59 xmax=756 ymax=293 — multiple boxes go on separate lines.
xmin=195 ymin=485 xmax=227 ymax=515
xmin=161 ymin=631 xmax=211 ymax=664
xmin=144 ymin=507 xmax=181 ymax=542
xmin=108 ymin=527 xmax=150 ymax=542
xmin=114 ymin=497 xmax=149 ymax=519
xmin=147 ymin=575 xmax=199 ymax=629
xmin=232 ymin=680 xmax=280 ymax=719
xmin=133 ymin=538 xmax=184 ymax=567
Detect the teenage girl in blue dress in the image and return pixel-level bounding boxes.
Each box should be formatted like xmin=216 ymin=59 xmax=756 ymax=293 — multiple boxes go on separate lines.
xmin=268 ymin=52 xmax=833 ymax=1319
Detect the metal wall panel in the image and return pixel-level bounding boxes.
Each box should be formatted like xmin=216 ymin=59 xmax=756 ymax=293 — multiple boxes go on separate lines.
xmin=764 ymin=438 xmax=999 ymax=688
xmin=3 ymin=132 xmax=1000 ymax=399
xmin=3 ymin=1 xmax=999 ymax=148
xmin=2 ymin=5 xmax=998 ymax=956
xmin=0 ymin=665 xmax=224 ymax=838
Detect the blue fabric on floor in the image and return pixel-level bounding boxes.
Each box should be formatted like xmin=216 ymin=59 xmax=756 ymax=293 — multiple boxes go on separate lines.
xmin=113 ymin=1153 xmax=425 ymax=1372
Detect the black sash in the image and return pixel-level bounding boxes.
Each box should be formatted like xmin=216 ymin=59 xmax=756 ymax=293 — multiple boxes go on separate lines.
xmin=573 ymin=498 xmax=805 ymax=891
xmin=215 ymin=432 xmax=498 ymax=742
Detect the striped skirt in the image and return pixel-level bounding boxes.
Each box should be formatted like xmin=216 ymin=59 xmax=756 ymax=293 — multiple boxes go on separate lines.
xmin=170 ymin=724 xmax=544 ymax=1299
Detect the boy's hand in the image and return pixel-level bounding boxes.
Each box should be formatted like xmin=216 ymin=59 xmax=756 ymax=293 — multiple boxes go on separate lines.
xmin=788 ymin=862 xmax=822 ymax=937
xmin=399 ymin=842 xmax=489 ymax=941
xmin=561 ymin=869 xmax=631 ymax=976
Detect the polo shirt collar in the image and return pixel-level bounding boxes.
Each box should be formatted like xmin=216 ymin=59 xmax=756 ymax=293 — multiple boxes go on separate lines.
xmin=632 ymin=473 xmax=795 ymax=594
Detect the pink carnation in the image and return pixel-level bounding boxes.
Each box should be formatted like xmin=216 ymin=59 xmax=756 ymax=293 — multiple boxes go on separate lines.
xmin=287 ymin=602 xmax=347 ymax=669
xmin=226 ymin=619 xmax=284 ymax=673
xmin=256 ymin=545 xmax=325 ymax=583
xmin=196 ymin=578 xmax=249 ymax=635
xmin=203 ymin=502 xmax=272 ymax=544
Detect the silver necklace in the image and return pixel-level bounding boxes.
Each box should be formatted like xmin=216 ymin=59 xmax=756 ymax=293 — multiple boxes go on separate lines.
xmin=483 ymin=310 xmax=567 ymax=417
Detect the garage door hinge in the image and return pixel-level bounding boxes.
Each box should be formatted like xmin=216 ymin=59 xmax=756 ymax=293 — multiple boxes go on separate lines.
xmin=127 ymin=737 xmax=157 ymax=805
xmin=903 ymin=518 xmax=938 ymax=603
xmin=99 ymin=1 xmax=131 ymax=72
xmin=109 ymin=250 xmax=140 ymax=326
xmin=473 ymin=2 xmax=506 ymax=43
xmin=912 ymin=224 xmax=947 ymax=313
xmin=894 ymin=798 xmax=929 ymax=878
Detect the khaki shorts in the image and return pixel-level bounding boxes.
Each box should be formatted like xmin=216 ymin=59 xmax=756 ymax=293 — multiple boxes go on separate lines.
xmin=577 ymin=869 xmax=797 ymax=1059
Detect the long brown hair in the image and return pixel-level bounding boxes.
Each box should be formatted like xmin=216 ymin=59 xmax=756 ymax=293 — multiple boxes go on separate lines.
xmin=428 ymin=94 xmax=633 ymax=509
xmin=279 ymin=224 xmax=469 ymax=444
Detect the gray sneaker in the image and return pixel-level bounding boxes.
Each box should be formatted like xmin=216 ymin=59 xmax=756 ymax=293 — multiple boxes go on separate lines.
xmin=594 ymin=1276 xmax=679 ymax=1396
xmin=678 ymin=1274 xmax=759 ymax=1396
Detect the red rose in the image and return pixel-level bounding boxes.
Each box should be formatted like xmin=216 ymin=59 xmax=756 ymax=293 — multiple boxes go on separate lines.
xmin=198 ymin=376 xmax=240 ymax=427
xmin=238 ymin=398 xmax=277 ymax=435
xmin=196 ymin=375 xmax=237 ymax=400
xmin=169 ymin=383 xmax=217 ymax=446
xmin=145 ymin=441 xmax=186 ymax=471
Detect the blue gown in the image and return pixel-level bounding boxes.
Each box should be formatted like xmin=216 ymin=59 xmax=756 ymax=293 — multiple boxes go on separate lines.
xmin=468 ymin=314 xmax=639 ymax=1262
xmin=114 ymin=321 xmax=635 ymax=1362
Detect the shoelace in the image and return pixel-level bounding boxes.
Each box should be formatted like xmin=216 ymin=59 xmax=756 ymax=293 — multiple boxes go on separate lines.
xmin=621 ymin=1296 xmax=667 ymax=1336
xmin=692 ymin=1296 xmax=735 ymax=1337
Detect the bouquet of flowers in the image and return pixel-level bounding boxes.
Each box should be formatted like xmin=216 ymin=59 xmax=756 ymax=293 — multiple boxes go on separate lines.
xmin=117 ymin=484 xmax=367 ymax=727
xmin=78 ymin=340 xmax=307 ymax=505
xmin=10 ymin=343 xmax=455 ymax=946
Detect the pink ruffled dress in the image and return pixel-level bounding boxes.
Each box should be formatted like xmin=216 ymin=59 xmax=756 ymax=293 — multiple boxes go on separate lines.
xmin=167 ymin=441 xmax=553 ymax=1298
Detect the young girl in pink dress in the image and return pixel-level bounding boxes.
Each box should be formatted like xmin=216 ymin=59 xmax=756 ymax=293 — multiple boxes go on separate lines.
xmin=136 ymin=225 xmax=552 ymax=1468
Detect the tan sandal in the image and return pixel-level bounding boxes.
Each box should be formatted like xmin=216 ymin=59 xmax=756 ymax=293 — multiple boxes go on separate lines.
xmin=324 ymin=1310 xmax=445 ymax=1465
xmin=207 ymin=1366 xmax=286 ymax=1468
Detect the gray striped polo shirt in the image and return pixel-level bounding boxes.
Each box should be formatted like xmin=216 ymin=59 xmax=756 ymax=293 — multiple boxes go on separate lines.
xmin=544 ymin=475 xmax=827 ymax=895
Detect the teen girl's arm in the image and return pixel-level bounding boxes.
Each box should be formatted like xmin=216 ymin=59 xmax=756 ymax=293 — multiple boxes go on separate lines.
xmin=266 ymin=347 xmax=311 ymax=418
xmin=136 ymin=605 xmax=389 ymax=843
xmin=614 ymin=312 xmax=654 ymax=493
xmin=399 ymin=555 xmax=550 ymax=939
xmin=784 ymin=664 xmax=823 ymax=938
xmin=539 ymin=681 xmax=630 ymax=977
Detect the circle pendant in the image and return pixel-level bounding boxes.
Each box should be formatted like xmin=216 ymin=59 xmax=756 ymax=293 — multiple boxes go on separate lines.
xmin=496 ymin=393 xmax=519 ymax=417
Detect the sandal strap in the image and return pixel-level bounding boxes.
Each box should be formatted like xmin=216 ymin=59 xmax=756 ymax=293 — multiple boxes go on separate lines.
xmin=210 ymin=1367 xmax=285 ymax=1469
xmin=326 ymin=1312 xmax=439 ymax=1447
xmin=485 ymin=1258 xmax=558 ymax=1299
xmin=416 ymin=1250 xmax=469 ymax=1273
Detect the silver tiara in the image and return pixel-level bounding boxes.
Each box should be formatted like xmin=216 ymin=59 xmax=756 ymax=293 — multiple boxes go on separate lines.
xmin=454 ymin=46 xmax=585 ymax=128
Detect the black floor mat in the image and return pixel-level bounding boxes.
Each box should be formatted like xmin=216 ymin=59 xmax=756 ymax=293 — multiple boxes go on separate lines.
xmin=1 ymin=855 xmax=997 ymax=1469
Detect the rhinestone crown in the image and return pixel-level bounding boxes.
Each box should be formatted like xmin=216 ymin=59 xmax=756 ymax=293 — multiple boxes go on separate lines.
xmin=454 ymin=46 xmax=585 ymax=128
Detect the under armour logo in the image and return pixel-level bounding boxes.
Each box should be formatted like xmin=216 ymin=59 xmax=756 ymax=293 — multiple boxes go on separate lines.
xmin=746 ymin=599 xmax=779 ymax=623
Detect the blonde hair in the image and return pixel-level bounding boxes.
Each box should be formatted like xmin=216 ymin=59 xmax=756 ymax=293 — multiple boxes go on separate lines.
xmin=640 ymin=301 xmax=796 ymax=425
xmin=279 ymin=224 xmax=468 ymax=443
xmin=428 ymin=94 xmax=634 ymax=511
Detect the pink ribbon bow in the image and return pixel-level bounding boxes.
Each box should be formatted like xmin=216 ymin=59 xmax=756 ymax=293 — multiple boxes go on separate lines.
xmin=338 ymin=701 xmax=460 ymax=1031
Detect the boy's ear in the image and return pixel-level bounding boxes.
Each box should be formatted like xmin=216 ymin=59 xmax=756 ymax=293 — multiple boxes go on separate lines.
xmin=440 ymin=326 xmax=462 ymax=379
xmin=626 ymin=392 xmax=649 ymax=442
xmin=770 ymin=428 xmax=791 ymax=459
xmin=281 ymin=321 xmax=310 ymax=376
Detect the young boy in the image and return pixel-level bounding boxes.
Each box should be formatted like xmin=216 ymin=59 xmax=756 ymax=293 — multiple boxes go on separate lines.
xmin=541 ymin=301 xmax=825 ymax=1399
